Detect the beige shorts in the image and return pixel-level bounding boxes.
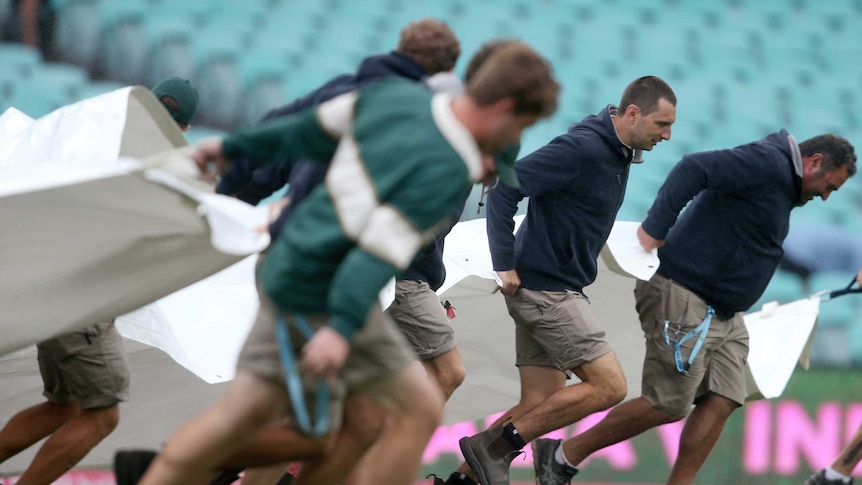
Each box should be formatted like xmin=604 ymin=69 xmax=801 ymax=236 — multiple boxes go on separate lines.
xmin=636 ymin=274 xmax=749 ymax=417
xmin=236 ymin=283 xmax=416 ymax=434
xmin=505 ymin=288 xmax=612 ymax=371
xmin=386 ymin=279 xmax=456 ymax=360
xmin=37 ymin=320 xmax=130 ymax=410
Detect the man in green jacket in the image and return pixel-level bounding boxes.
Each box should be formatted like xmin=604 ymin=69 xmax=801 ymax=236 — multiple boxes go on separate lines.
xmin=139 ymin=40 xmax=560 ymax=485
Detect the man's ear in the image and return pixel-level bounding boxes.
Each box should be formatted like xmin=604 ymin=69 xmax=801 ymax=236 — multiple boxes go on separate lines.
xmin=812 ymin=152 xmax=824 ymax=169
xmin=489 ymin=96 xmax=516 ymax=115
xmin=804 ymin=153 xmax=824 ymax=173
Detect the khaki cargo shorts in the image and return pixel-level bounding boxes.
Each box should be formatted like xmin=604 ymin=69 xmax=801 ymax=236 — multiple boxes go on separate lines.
xmin=386 ymin=279 xmax=456 ymax=360
xmin=636 ymin=273 xmax=749 ymax=417
xmin=505 ymin=287 xmax=612 ymax=371
xmin=37 ymin=320 xmax=130 ymax=410
xmin=237 ymin=282 xmax=416 ymax=434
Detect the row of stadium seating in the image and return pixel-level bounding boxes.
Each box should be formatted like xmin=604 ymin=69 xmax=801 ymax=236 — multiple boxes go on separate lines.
xmin=2 ymin=0 xmax=861 ymax=365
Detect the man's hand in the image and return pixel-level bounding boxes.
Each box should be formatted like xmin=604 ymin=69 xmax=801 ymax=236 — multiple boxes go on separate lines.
xmin=189 ymin=137 xmax=231 ymax=182
xmin=300 ymin=327 xmax=349 ymax=378
xmin=856 ymin=268 xmax=862 ymax=287
xmin=637 ymin=224 xmax=664 ymax=252
xmin=496 ymin=269 xmax=521 ymax=296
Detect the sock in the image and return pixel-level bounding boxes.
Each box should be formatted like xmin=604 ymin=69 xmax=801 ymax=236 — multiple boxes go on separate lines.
xmin=554 ymin=442 xmax=576 ymax=468
xmin=824 ymin=467 xmax=852 ymax=482
xmin=501 ymin=422 xmax=527 ymax=450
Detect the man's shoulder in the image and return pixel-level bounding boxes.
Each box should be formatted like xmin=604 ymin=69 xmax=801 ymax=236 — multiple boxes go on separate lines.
xmin=359 ymin=77 xmax=429 ymax=99
xmin=353 ymin=79 xmax=436 ymax=124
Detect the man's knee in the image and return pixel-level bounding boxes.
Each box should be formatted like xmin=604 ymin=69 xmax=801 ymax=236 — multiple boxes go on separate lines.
xmin=602 ymin=369 xmax=628 ymax=407
xmin=342 ymin=396 xmax=388 ymax=447
xmin=696 ymin=392 xmax=741 ymax=418
xmin=425 ymin=353 xmax=466 ymax=397
xmin=83 ymin=404 xmax=121 ymax=438
xmin=576 ymin=356 xmax=628 ymax=408
xmin=442 ymin=359 xmax=466 ymax=393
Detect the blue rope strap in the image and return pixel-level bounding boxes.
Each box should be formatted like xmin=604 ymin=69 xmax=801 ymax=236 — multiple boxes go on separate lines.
xmin=663 ymin=306 xmax=715 ymax=374
xmin=274 ymin=314 xmax=330 ymax=437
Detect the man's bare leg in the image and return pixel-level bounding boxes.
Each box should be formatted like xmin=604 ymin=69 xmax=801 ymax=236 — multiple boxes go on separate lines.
xmin=454 ymin=352 xmax=626 ymax=477
xmin=2 ymin=403 xmax=120 ymax=485
xmin=422 ymin=348 xmax=465 ymax=401
xmin=562 ymin=397 xmax=680 ymax=466
xmin=140 ymin=372 xmax=291 ymax=485
xmin=510 ymin=352 xmax=627 ymax=443
xmin=832 ymin=424 xmax=862 ymax=476
xmin=666 ymin=393 xmax=738 ymax=485
xmin=452 ymin=362 xmax=567 ymax=477
xmin=290 ymin=393 xmax=389 ymax=485
xmin=0 ymin=401 xmax=80 ymax=463
xmin=364 ymin=365 xmax=444 ymax=485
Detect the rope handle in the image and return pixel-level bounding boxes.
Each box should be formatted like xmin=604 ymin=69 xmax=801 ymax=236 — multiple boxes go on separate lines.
xmin=813 ymin=274 xmax=862 ymax=301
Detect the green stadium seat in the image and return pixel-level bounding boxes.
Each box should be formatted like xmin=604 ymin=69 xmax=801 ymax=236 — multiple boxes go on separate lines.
xmin=141 ymin=12 xmax=195 ymax=87
xmin=52 ymin=0 xmax=101 ymax=70
xmin=0 ymin=42 xmax=42 ymax=77
xmin=72 ymin=80 xmax=127 ymax=102
xmin=189 ymin=30 xmax=244 ymax=129
xmin=237 ymin=50 xmax=288 ymax=126
xmin=28 ymin=62 xmax=90 ymax=101
xmin=98 ymin=1 xmax=147 ymax=84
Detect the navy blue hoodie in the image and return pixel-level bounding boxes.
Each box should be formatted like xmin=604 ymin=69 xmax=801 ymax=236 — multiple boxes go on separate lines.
xmin=642 ymin=130 xmax=802 ymax=318
xmin=487 ymin=106 xmax=637 ymax=293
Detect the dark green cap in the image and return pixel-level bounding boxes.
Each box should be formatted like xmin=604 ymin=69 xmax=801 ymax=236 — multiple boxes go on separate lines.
xmin=152 ymin=77 xmax=199 ymax=126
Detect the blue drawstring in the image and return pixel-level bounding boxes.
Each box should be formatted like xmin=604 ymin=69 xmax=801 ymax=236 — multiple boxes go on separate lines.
xmin=274 ymin=314 xmax=330 ymax=437
xmin=663 ymin=306 xmax=714 ymax=374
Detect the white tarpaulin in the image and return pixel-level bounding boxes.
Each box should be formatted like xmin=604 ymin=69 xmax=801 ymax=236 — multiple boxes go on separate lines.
xmin=744 ymin=298 xmax=820 ymax=399
xmin=0 ymin=87 xmax=268 ymax=356
xmin=99 ymin=215 xmax=660 ymax=424
xmin=56 ymin=207 xmax=821 ymax=421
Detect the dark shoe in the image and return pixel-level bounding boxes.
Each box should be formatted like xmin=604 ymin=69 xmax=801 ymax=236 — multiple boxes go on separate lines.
xmin=459 ymin=427 xmax=518 ymax=485
xmin=426 ymin=472 xmax=478 ymax=485
xmin=532 ymin=438 xmax=579 ymax=485
xmin=805 ymin=469 xmax=854 ymax=485
xmin=274 ymin=471 xmax=295 ymax=485
xmin=113 ymin=449 xmax=157 ymax=485
xmin=209 ymin=469 xmax=242 ymax=485
xmin=426 ymin=474 xmax=447 ymax=485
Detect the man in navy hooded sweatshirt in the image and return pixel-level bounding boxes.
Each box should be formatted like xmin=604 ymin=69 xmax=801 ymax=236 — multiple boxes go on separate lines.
xmin=532 ymin=132 xmax=857 ymax=485
xmin=449 ymin=76 xmax=677 ymax=485
xmin=217 ymin=18 xmax=467 ymax=403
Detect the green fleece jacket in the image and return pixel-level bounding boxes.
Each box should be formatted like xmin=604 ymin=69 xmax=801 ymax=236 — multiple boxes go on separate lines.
xmin=222 ymin=79 xmax=480 ymax=340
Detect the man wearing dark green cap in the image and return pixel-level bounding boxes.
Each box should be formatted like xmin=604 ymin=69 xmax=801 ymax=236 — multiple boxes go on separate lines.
xmin=0 ymin=78 xmax=202 ymax=485
xmin=152 ymin=77 xmax=199 ymax=131
xmin=0 ymin=75 xmax=203 ymax=485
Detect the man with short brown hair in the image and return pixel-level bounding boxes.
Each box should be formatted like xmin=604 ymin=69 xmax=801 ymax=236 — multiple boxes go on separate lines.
xmin=445 ymin=75 xmax=677 ymax=485
xmin=396 ymin=18 xmax=461 ymax=75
